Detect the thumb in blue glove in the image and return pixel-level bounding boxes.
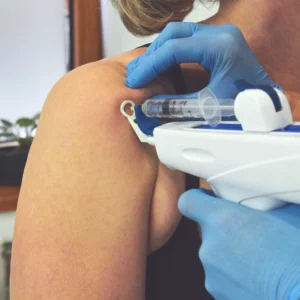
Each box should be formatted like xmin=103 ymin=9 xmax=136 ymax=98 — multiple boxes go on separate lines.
xmin=126 ymin=22 xmax=282 ymax=101
xmin=178 ymin=189 xmax=300 ymax=300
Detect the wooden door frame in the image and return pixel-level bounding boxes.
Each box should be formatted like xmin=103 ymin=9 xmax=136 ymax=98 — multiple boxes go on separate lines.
xmin=70 ymin=0 xmax=103 ymax=68
xmin=0 ymin=186 xmax=20 ymax=212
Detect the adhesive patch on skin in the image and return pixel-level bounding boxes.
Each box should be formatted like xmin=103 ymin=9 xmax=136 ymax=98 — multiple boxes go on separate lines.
xmin=120 ymin=100 xmax=135 ymax=118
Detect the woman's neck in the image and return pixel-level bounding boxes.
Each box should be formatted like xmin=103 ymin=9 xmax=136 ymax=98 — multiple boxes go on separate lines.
xmin=204 ymin=0 xmax=300 ymax=91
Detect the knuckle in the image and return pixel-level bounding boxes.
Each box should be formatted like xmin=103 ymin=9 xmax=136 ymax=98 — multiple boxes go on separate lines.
xmin=199 ymin=240 xmax=212 ymax=255
xmin=165 ymin=21 xmax=181 ymax=33
xmin=217 ymin=24 xmax=245 ymax=51
xmin=222 ymin=24 xmax=243 ymax=36
xmin=198 ymin=243 xmax=211 ymax=266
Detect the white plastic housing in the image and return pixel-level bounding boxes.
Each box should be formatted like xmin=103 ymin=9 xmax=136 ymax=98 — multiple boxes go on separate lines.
xmin=153 ymin=122 xmax=300 ymax=210
xmin=235 ymin=89 xmax=292 ymax=132
xmin=121 ymin=87 xmax=296 ymax=210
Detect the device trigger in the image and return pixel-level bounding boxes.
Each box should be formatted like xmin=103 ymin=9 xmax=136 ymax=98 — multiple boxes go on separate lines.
xmin=120 ymin=100 xmax=150 ymax=143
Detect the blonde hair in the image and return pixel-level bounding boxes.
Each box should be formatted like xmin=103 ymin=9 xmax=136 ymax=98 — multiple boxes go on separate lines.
xmin=112 ymin=0 xmax=197 ymax=36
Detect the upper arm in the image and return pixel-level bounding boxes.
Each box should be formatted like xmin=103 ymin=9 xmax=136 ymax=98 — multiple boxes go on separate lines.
xmin=10 ymin=48 xmax=184 ymax=299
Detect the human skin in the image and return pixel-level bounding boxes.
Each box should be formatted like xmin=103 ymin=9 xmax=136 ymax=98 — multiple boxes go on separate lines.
xmin=10 ymin=49 xmax=186 ymax=300
xmin=10 ymin=0 xmax=300 ymax=299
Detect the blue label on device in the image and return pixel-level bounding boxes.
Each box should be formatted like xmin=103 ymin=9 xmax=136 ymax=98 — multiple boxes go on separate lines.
xmin=197 ymin=124 xmax=300 ymax=132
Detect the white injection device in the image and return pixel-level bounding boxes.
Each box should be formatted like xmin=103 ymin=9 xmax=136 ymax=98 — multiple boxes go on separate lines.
xmin=121 ymin=88 xmax=300 ymax=211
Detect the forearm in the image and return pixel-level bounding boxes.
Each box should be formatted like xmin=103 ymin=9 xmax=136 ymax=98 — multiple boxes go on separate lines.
xmin=10 ymin=59 xmax=162 ymax=300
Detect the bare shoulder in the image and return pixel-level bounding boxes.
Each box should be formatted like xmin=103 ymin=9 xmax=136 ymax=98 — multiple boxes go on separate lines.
xmin=47 ymin=46 xmax=208 ymax=117
xmin=46 ymin=47 xmax=171 ymax=111
xmin=107 ymin=47 xmax=148 ymax=66
xmin=64 ymin=47 xmax=148 ymax=81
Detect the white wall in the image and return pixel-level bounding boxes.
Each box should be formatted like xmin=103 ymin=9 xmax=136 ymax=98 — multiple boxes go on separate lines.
xmin=101 ymin=0 xmax=219 ymax=58
xmin=0 ymin=212 xmax=16 ymax=241
xmin=0 ymin=0 xmax=218 ymax=121
xmin=0 ymin=0 xmax=66 ymax=121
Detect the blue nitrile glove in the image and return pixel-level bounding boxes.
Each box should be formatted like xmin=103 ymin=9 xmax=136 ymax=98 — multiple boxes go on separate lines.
xmin=126 ymin=22 xmax=282 ymax=99
xmin=178 ymin=189 xmax=300 ymax=300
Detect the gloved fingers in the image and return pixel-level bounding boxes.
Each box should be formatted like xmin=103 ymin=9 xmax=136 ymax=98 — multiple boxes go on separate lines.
xmin=200 ymin=241 xmax=259 ymax=300
xmin=126 ymin=36 xmax=212 ymax=88
xmin=127 ymin=26 xmax=251 ymax=88
xmin=203 ymin=264 xmax=256 ymax=300
xmin=178 ymin=188 xmax=222 ymax=226
xmin=126 ymin=56 xmax=142 ymax=73
xmin=127 ymin=24 xmax=237 ymax=77
xmin=126 ymin=22 xmax=200 ymax=73
xmin=201 ymin=259 xmax=232 ymax=300
xmin=145 ymin=22 xmax=199 ymax=55
xmin=178 ymin=189 xmax=254 ymax=228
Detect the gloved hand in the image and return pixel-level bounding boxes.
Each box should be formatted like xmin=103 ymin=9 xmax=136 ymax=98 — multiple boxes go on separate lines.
xmin=126 ymin=22 xmax=282 ymax=99
xmin=178 ymin=189 xmax=300 ymax=300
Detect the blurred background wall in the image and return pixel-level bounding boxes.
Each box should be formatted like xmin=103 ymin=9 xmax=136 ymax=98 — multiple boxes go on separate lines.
xmin=0 ymin=0 xmax=66 ymax=121
xmin=0 ymin=0 xmax=218 ymax=121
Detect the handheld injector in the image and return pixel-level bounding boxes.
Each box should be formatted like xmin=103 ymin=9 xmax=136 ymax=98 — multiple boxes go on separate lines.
xmin=121 ymin=87 xmax=300 ymax=211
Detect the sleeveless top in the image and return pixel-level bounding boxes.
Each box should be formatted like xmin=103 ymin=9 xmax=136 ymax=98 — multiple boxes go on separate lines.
xmin=136 ymin=44 xmax=213 ymax=300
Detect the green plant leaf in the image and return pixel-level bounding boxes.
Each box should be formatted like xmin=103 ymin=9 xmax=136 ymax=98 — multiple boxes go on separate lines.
xmin=33 ymin=113 xmax=40 ymax=121
xmin=0 ymin=119 xmax=13 ymax=127
xmin=16 ymin=118 xmax=35 ymax=127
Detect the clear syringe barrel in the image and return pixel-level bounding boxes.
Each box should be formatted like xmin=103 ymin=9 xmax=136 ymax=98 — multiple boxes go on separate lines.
xmin=142 ymin=88 xmax=235 ymax=126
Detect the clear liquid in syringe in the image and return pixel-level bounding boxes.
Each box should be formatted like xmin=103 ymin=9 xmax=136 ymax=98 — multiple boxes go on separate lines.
xmin=141 ymin=88 xmax=236 ymax=126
